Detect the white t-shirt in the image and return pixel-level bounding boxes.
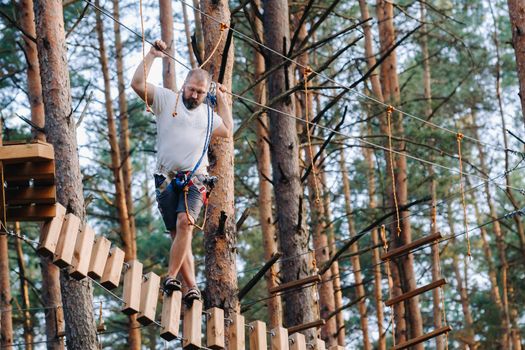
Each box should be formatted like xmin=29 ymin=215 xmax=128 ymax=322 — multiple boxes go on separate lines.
xmin=152 ymin=86 xmax=223 ymax=174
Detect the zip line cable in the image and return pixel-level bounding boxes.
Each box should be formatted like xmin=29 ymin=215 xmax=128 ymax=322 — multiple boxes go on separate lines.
xmin=177 ymin=0 xmax=517 ymax=155
xmin=82 ymin=0 xmax=523 ymax=189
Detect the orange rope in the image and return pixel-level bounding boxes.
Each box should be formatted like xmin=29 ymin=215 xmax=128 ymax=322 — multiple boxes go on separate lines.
xmin=456 ymin=132 xmax=471 ymax=257
xmin=304 ymin=66 xmax=321 ymax=204
xmin=172 ymin=90 xmax=181 ymax=117
xmin=386 ymin=106 xmax=401 ymax=236
xmin=184 ymin=186 xmax=210 ymax=231
xmin=139 ymin=0 xmax=151 ymax=113
xmin=199 ymin=22 xmax=227 ymax=69
xmin=380 ymin=225 xmax=395 ymax=346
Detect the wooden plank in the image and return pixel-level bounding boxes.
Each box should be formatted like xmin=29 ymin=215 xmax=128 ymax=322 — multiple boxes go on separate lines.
xmin=328 ymin=346 xmax=344 ymax=350
xmin=88 ymin=237 xmax=111 ymax=280
xmin=137 ymin=272 xmax=161 ymax=325
xmin=53 ymin=213 xmax=80 ymax=268
xmin=269 ymin=275 xmax=321 ymax=294
xmin=160 ymin=290 xmax=182 ymax=341
xmin=69 ymin=224 xmax=95 ymax=280
xmin=4 ymin=160 xmax=55 ymax=182
xmin=101 ymin=247 xmax=125 ymax=289
xmin=37 ymin=203 xmax=66 ymax=257
xmin=6 ymin=186 xmax=55 ymax=205
xmin=0 ymin=142 xmax=54 ymax=163
xmin=183 ymin=299 xmax=203 ymax=349
xmin=381 ymin=232 xmax=442 ymax=261
xmin=391 ymin=326 xmax=452 ymax=350
xmin=270 ymin=326 xmax=289 ymax=350
xmin=288 ymin=319 xmax=325 ymax=335
xmin=7 ymin=204 xmax=56 ymax=221
xmin=316 ymin=339 xmax=326 ymax=350
xmin=228 ymin=313 xmax=245 ymax=350
xmin=249 ymin=321 xmax=267 ymax=350
xmin=122 ymin=260 xmax=143 ymax=315
xmin=289 ymin=333 xmax=307 ymax=350
xmin=385 ymin=278 xmax=447 ymax=307
xmin=206 ymin=307 xmax=225 ymax=349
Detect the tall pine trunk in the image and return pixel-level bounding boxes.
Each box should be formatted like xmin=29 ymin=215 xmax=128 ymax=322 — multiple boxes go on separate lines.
xmin=200 ymin=0 xmax=239 ymax=339
xmin=376 ymin=0 xmax=423 ymax=344
xmin=507 ymin=0 xmax=525 ymax=127
xmin=253 ymin=0 xmax=282 ymax=328
xmin=34 ymin=0 xmax=98 ymax=348
xmin=339 ymin=149 xmax=372 ymax=350
xmin=159 ymin=0 xmax=177 ymax=90
xmin=0 ymin=174 xmax=13 ymax=347
xmin=263 ymin=0 xmax=317 ymax=341
xmin=14 ymin=223 xmax=34 ymax=350
xmin=182 ymin=2 xmax=197 ymax=69
xmin=111 ymin=1 xmax=141 ymax=347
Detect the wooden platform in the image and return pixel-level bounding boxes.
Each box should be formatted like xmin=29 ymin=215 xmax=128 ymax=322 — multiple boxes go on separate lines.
xmin=0 ymin=140 xmax=56 ymax=221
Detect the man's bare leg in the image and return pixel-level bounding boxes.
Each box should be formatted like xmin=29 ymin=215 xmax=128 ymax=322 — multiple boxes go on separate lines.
xmin=167 ymin=213 xmax=194 ymax=280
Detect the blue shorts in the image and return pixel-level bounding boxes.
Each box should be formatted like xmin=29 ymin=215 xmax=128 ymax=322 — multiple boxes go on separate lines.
xmin=154 ymin=174 xmax=205 ymax=231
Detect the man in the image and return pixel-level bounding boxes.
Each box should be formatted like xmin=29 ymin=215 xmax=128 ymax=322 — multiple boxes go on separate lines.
xmin=131 ymin=40 xmax=233 ymax=304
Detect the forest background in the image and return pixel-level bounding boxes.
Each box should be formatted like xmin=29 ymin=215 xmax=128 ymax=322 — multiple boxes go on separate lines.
xmin=0 ymin=0 xmax=525 ymax=349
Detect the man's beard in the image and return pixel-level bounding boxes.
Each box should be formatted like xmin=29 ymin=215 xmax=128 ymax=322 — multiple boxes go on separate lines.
xmin=182 ymin=95 xmax=200 ymax=110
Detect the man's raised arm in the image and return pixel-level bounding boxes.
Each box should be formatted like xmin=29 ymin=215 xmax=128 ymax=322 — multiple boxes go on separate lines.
xmin=131 ymin=40 xmax=166 ymax=105
xmin=213 ymin=83 xmax=233 ymax=138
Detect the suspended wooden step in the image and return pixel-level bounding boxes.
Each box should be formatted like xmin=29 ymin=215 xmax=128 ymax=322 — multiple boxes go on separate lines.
xmin=287 ymin=319 xmax=325 ymax=335
xmin=391 ymin=325 xmax=452 ymax=350
xmin=0 ymin=140 xmax=56 ymax=222
xmin=270 ymin=326 xmax=288 ymax=350
xmin=269 ymin=275 xmax=321 ymax=294
xmin=288 ymin=333 xmax=306 ymax=350
xmin=183 ymin=299 xmax=203 ymax=349
xmin=385 ymin=278 xmax=447 ymax=307
xmin=249 ymin=321 xmax=267 ymax=350
xmin=381 ymin=232 xmax=442 ymax=261
xmin=206 ymin=307 xmax=225 ymax=349
xmin=227 ymin=313 xmax=245 ymax=350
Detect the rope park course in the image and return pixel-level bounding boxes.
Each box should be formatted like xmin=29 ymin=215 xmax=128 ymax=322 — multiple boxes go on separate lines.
xmin=2 ymin=0 xmax=525 ymax=349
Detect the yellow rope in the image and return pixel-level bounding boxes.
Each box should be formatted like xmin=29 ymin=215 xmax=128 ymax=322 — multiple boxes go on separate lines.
xmin=380 ymin=225 xmax=395 ymax=346
xmin=456 ymin=132 xmax=471 ymax=257
xmin=184 ymin=186 xmax=210 ymax=231
xmin=199 ymin=22 xmax=227 ymax=69
xmin=386 ymin=106 xmax=401 ymax=236
xmin=303 ymin=66 xmax=321 ymax=204
xmin=139 ymin=0 xmax=151 ymax=113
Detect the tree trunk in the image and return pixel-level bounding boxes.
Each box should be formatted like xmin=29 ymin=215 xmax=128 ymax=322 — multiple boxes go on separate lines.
xmin=361 ymin=119 xmax=385 ymax=350
xmin=263 ymin=0 xmax=317 ymax=342
xmin=200 ymin=0 xmax=239 ymax=342
xmin=192 ymin=0 xmax=205 ymax=61
xmin=14 ymin=222 xmax=34 ymax=350
xmin=376 ymin=0 xmax=423 ymax=345
xmin=253 ymin=0 xmax=282 ymax=328
xmin=507 ymin=0 xmax=525 ymax=127
xmin=182 ymin=2 xmax=197 ymax=69
xmin=339 ymin=149 xmax=372 ymax=350
xmin=111 ymin=1 xmax=141 ymax=347
xmin=34 ymin=0 xmax=98 ymax=348
xmin=358 ymin=2 xmax=386 ymax=347
xmin=446 ymin=203 xmax=475 ymax=350
xmin=0 ymin=186 xmax=13 ymax=348
xmin=19 ymin=1 xmax=64 ymax=347
xmin=319 ymin=170 xmax=345 ymax=346
xmin=159 ymin=0 xmax=177 ymax=91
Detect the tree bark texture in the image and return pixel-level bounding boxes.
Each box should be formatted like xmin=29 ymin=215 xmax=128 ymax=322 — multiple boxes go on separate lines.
xmin=0 ymin=221 xmax=13 ymax=348
xmin=113 ymin=0 xmax=137 ymax=258
xmin=339 ymin=149 xmax=372 ymax=350
xmin=110 ymin=1 xmax=141 ymax=347
xmin=200 ymin=0 xmax=239 ymax=339
xmin=182 ymin=1 xmax=197 ymax=69
xmin=159 ymin=0 xmax=177 ymax=91
xmin=34 ymin=0 xmax=98 ymax=348
xmin=376 ymin=0 xmax=423 ymax=345
xmin=263 ymin=0 xmax=318 ymax=342
xmin=507 ymin=0 xmax=525 ymax=128
xmin=253 ymin=0 xmax=282 ymax=328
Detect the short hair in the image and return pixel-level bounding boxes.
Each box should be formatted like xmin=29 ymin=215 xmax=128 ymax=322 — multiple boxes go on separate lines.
xmin=185 ymin=68 xmax=211 ymax=86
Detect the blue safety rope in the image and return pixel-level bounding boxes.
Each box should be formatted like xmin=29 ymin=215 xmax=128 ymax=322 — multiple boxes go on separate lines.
xmin=174 ymin=91 xmax=215 ymax=189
